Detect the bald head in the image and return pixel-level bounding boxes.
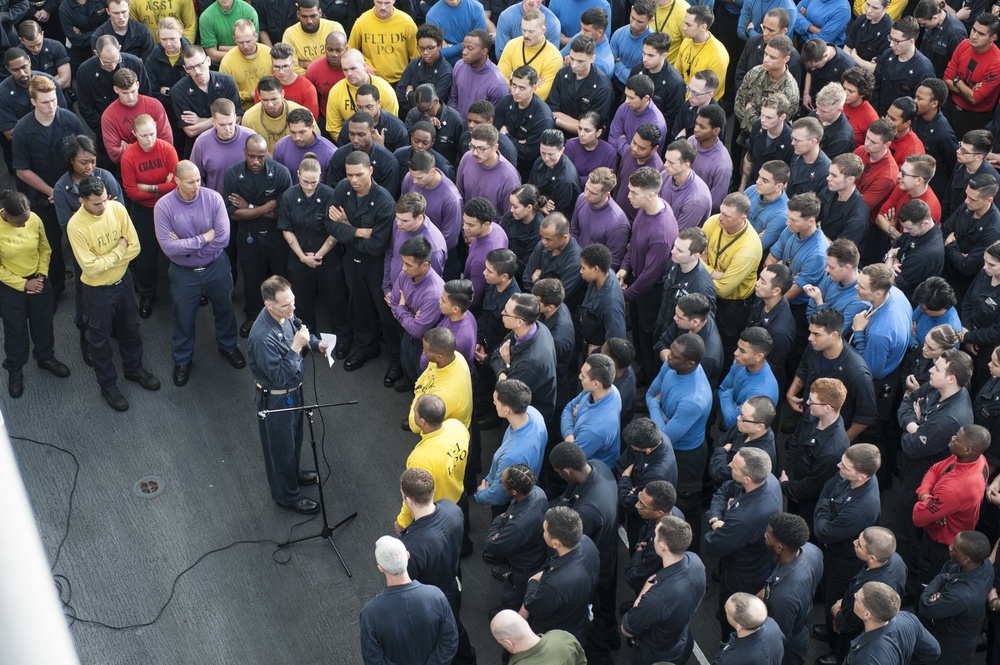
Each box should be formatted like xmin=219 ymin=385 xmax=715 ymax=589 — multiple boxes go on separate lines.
xmin=490 ymin=610 xmax=537 ymax=654
xmin=342 ymin=48 xmax=364 ymax=67
xmin=175 ymin=160 xmax=200 ymax=179
xmin=327 ymin=30 xmax=347 ymax=46
xmin=727 ymin=592 xmax=768 ymax=631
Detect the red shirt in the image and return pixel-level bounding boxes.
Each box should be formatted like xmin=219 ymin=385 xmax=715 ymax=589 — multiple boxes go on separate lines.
xmin=305 ymin=58 xmax=345 ymax=118
xmin=843 ymin=101 xmax=878 ymax=148
xmin=890 ymin=130 xmax=924 ymax=168
xmin=120 ymin=139 xmax=179 ymax=208
xmin=913 ymin=454 xmax=989 ymax=545
xmin=100 ymin=96 xmax=173 ymax=165
xmin=255 ymin=74 xmax=319 ymax=121
xmin=854 ymin=145 xmax=899 ymax=224
xmin=944 ymin=40 xmax=1000 ymax=113
xmin=878 ymin=184 xmax=942 ymax=223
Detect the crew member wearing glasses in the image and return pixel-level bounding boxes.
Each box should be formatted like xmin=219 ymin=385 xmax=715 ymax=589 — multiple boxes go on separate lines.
xmin=170 ymin=44 xmax=242 ymax=147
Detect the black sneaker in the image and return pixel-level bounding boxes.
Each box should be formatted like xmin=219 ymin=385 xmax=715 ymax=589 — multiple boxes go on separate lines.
xmin=101 ymin=386 xmax=129 ymax=411
xmin=125 ymin=369 xmax=161 ymax=391
xmin=8 ymin=369 xmax=23 ymax=398
xmin=239 ymin=318 xmax=253 ymax=338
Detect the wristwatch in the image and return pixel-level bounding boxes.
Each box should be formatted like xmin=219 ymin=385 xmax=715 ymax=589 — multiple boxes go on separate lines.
xmin=247 ymin=203 xmax=255 ymax=209
xmin=953 ymin=76 xmax=962 ymax=85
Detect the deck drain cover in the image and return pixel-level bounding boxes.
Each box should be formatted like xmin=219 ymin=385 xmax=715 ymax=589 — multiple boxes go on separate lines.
xmin=133 ymin=476 xmax=164 ymax=499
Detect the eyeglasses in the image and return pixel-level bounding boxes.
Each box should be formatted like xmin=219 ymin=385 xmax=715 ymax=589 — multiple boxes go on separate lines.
xmin=272 ymin=62 xmax=294 ymax=71
xmin=957 ymin=146 xmax=984 ymax=156
xmin=183 ymin=57 xmax=209 ymax=72
xmin=806 ymin=398 xmax=830 ymax=407
xmin=417 ymin=44 xmax=438 ymax=52
xmin=501 ymin=312 xmax=519 ymax=320
xmin=685 ymin=86 xmax=712 ymax=98
xmin=470 ymin=144 xmax=491 ymax=153
xmin=888 ymin=35 xmax=908 ymax=44
xmin=737 ymin=413 xmax=765 ymax=425
xmin=100 ymin=57 xmax=122 ymax=69
xmin=899 ymin=170 xmax=917 ymax=179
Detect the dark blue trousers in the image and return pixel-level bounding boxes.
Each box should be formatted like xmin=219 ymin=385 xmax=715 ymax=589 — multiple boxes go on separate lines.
xmin=255 ymin=386 xmax=305 ymax=505
xmin=0 ymin=278 xmax=55 ymax=370
xmin=81 ymin=272 xmax=144 ymax=389
xmin=167 ymin=254 xmax=238 ymax=365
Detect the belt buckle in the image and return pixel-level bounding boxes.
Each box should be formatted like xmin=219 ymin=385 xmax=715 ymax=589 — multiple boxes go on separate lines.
xmin=193 ymin=266 xmax=206 ymax=273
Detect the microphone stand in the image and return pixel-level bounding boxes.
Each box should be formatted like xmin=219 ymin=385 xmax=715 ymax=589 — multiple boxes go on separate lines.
xmin=258 ymin=400 xmax=359 ymax=576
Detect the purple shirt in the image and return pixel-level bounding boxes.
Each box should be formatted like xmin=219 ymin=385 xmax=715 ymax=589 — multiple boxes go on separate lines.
xmin=660 ymin=170 xmax=713 ymax=231
xmin=564 ymin=138 xmax=619 ymax=188
xmin=613 ymin=152 xmax=663 ymax=222
xmin=465 ymin=223 xmax=509 ymax=307
xmin=420 ymin=313 xmax=478 ymax=370
xmin=190 ymin=125 xmax=256 ymax=194
xmin=389 ymin=268 xmax=446 ymax=339
xmin=621 ymin=200 xmax=676 ymax=302
xmin=272 ymin=133 xmax=337 ymax=184
xmin=688 ymin=137 xmax=732 ymax=213
xmin=448 ymin=59 xmax=511 ymax=119
xmin=570 ymin=194 xmax=631 ymax=270
xmin=154 ymin=188 xmax=230 ymax=267
xmin=608 ymin=102 xmax=667 ymax=156
xmin=382 ymin=220 xmax=448 ymax=292
xmin=456 ymin=152 xmax=521 ymax=223
xmin=401 ymin=169 xmax=462 ymax=249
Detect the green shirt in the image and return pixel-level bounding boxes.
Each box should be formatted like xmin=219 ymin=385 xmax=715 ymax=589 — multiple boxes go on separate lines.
xmin=198 ymin=0 xmax=259 ymax=49
xmin=509 ymin=631 xmax=586 ymax=665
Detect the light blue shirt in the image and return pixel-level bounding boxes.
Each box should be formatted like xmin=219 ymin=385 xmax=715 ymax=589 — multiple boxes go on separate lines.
xmin=808 ymin=272 xmax=868 ymax=337
xmin=549 ymin=0 xmax=612 ymax=39
xmin=768 ymin=227 xmax=830 ymax=305
xmin=474 ymin=406 xmax=548 ymax=505
xmin=560 ymin=33 xmax=615 ymax=77
xmin=911 ymin=306 xmax=962 ymax=348
xmin=561 ymin=385 xmax=622 ymax=468
xmin=646 ymin=364 xmax=712 ymax=451
xmin=851 ymin=286 xmax=912 ymax=380
xmin=425 ymin=0 xmax=487 ymax=65
xmin=794 ymin=0 xmax=851 ymax=46
xmin=609 ymin=24 xmax=650 ymax=85
xmin=746 ymin=185 xmax=788 ymax=255
xmin=738 ymin=0 xmax=797 ymax=40
xmin=495 ymin=3 xmax=562 ymax=57
xmin=718 ymin=363 xmax=780 ymax=430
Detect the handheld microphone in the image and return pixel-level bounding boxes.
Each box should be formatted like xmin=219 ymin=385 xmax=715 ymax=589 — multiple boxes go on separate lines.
xmin=292 ymin=317 xmax=303 ymax=330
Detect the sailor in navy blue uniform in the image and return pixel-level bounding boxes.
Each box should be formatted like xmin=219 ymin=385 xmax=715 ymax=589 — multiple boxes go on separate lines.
xmin=846 ymin=581 xmax=940 ymax=665
xmin=551 ymin=441 xmax=621 ymax=660
xmin=483 ymin=464 xmax=549 ymax=611
xmin=813 ymin=444 xmax=882 ymax=649
xmin=824 ymin=526 xmax=908 ymax=664
xmin=246 ymin=275 xmax=327 ymax=514
xmin=521 ymin=506 xmax=601 ymax=644
xmin=617 ymin=418 xmax=678 ymax=546
xmin=714 ymin=592 xmax=785 ymax=665
xmin=621 ymin=516 xmax=706 ymax=665
xmin=761 ymin=513 xmax=824 ymax=665
xmin=918 ymin=530 xmax=996 ymax=665
xmin=704 ymin=447 xmax=783 ymax=639
xmin=398 ymin=468 xmax=476 ymax=665
xmin=624 ymin=481 xmax=681 ymax=595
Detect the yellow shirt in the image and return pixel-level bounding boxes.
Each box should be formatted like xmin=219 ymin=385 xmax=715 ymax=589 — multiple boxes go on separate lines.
xmin=347 ymin=9 xmax=418 ymax=84
xmin=0 ymin=211 xmax=50 ymax=290
xmin=397 ymin=419 xmax=470 ymax=527
xmin=219 ymin=44 xmax=273 ymax=111
xmin=408 ymin=353 xmax=473 ymax=433
xmin=654 ymin=0 xmax=689 ymax=69
xmin=702 ymin=216 xmax=763 ymax=300
xmin=676 ymin=34 xmax=730 ymax=100
xmin=241 ymin=100 xmax=306 ymax=153
xmin=324 ymin=74 xmax=399 ymax=138
xmin=853 ymin=0 xmax=906 ymax=20
xmin=282 ymin=20 xmax=345 ymax=75
xmin=67 ymin=201 xmax=141 ymax=287
xmin=130 ymin=0 xmax=198 ymax=43
xmin=497 ymin=37 xmax=563 ymax=102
